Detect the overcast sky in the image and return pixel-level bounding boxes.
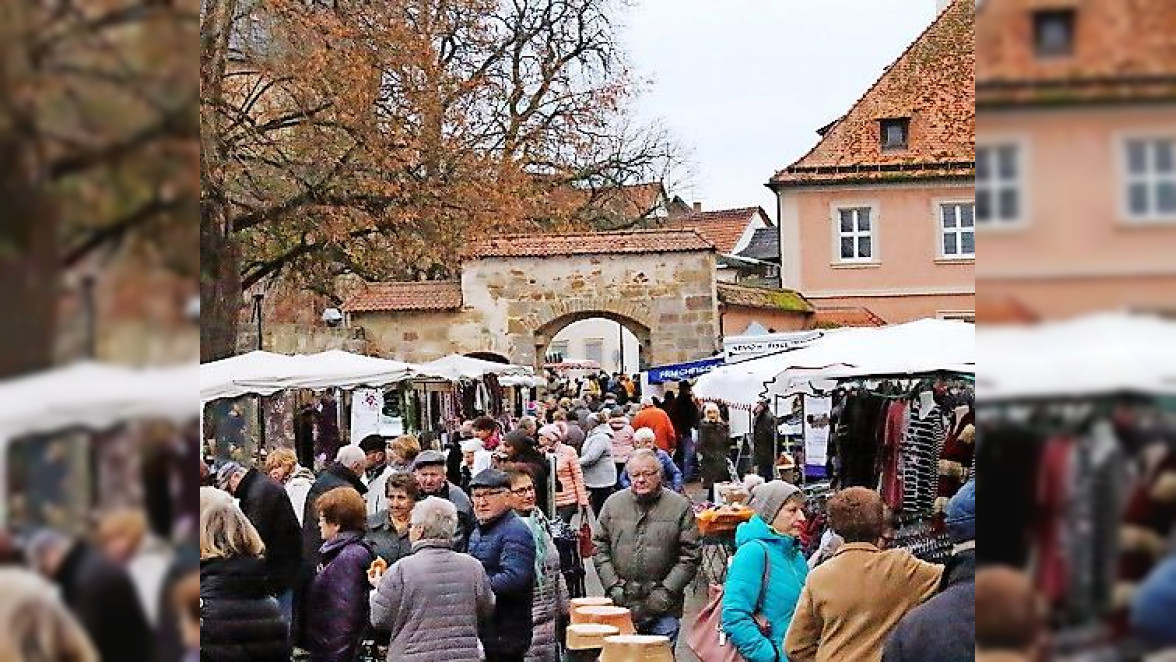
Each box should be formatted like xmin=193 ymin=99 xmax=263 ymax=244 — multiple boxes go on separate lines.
xmin=620 ymin=0 xmax=940 ymax=216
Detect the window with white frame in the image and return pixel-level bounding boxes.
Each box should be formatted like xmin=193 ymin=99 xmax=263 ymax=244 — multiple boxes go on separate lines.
xmin=976 ymin=144 xmax=1021 ymax=225
xmin=584 ymin=338 xmax=604 ymax=364
xmin=940 ymin=202 xmax=975 ymax=259
xmin=1124 ymin=137 xmax=1176 ymax=222
xmin=836 ymin=207 xmax=874 ymax=262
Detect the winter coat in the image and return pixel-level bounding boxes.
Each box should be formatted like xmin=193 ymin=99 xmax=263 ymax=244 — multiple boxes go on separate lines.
xmin=619 ymin=448 xmax=683 ymax=492
xmin=698 ymin=420 xmax=732 ymax=488
xmin=235 ymin=467 xmax=303 ymax=594
xmin=784 ymin=543 xmax=943 ymax=662
xmin=524 ymin=513 xmax=570 ymax=662
xmin=53 ymin=541 xmax=153 ymax=662
xmin=363 ymin=464 xmax=399 ymax=517
xmin=631 ymin=407 xmax=677 ymax=453
xmin=609 ymin=417 xmax=636 ymax=464
xmin=551 ymin=443 xmax=589 ymax=509
xmin=419 ymin=481 xmax=476 ymax=552
xmin=365 ymin=511 xmax=414 ymax=567
xmin=369 ymin=540 xmax=495 ymax=662
xmin=1131 ymin=553 xmax=1176 ymax=648
xmin=753 ymin=408 xmax=778 ymax=468
xmin=301 ymin=463 xmax=367 ymax=570
xmin=579 ymin=424 xmax=617 ymax=489
xmin=669 ymin=396 xmax=700 ymax=442
xmin=563 ymin=422 xmax=586 ymax=452
xmin=882 ymin=550 xmax=976 ymax=662
xmin=201 ymin=556 xmax=291 ymax=662
xmin=593 ymin=487 xmax=701 ymax=619
xmin=468 ymin=510 xmax=537 ymax=657
xmin=306 ymin=532 xmax=376 ymax=662
xmin=722 ymin=516 xmax=809 ymax=662
xmin=286 ymin=466 xmax=316 ymax=526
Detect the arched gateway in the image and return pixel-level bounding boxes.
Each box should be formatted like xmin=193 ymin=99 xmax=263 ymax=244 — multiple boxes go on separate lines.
xmin=342 ymin=230 xmax=723 ymax=369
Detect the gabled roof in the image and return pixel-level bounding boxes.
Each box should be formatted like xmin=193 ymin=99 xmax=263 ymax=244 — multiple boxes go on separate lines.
xmin=548 ymin=182 xmax=670 ymax=227
xmin=716 ymin=282 xmax=813 ymax=313
xmin=771 ymin=0 xmax=975 ymax=186
xmin=472 ymin=229 xmax=714 ymax=258
xmin=977 ymin=0 xmax=1176 ymax=106
xmin=343 ymin=281 xmax=463 ymax=313
xmin=736 ymin=227 xmax=780 ymax=263
xmin=661 ymin=207 xmax=770 ymax=255
xmin=813 ymin=306 xmax=887 ymax=328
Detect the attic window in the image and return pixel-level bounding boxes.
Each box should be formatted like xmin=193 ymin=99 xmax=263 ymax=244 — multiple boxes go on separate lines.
xmin=880 ymin=118 xmax=909 ymax=151
xmin=1034 ymin=9 xmax=1075 ymax=58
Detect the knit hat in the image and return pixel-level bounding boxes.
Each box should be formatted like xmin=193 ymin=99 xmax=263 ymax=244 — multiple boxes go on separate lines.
xmin=215 ymin=461 xmax=244 ymax=491
xmin=538 ymin=424 xmax=564 ymax=442
xmin=748 ymin=480 xmax=802 ymax=524
xmin=945 ymin=478 xmax=976 ymax=544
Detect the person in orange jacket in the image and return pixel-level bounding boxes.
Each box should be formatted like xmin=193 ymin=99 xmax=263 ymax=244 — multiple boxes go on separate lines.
xmin=630 ymin=396 xmax=677 ymax=454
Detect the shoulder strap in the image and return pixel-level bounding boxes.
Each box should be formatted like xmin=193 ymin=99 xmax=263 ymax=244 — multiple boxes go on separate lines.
xmin=753 ymin=540 xmax=771 ymax=614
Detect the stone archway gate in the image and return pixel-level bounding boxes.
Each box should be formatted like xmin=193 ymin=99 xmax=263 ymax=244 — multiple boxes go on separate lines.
xmin=342 ymin=229 xmax=723 ymax=369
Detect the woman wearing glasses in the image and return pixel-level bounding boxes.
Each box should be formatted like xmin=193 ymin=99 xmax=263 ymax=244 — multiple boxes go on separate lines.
xmin=506 ymin=470 xmax=569 ymax=662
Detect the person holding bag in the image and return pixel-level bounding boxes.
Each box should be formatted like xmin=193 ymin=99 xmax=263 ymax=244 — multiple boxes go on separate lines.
xmin=721 ymin=481 xmax=809 ymax=661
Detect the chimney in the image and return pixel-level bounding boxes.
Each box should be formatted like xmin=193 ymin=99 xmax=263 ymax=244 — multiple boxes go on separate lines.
xmin=692 ymin=201 xmax=702 ymax=213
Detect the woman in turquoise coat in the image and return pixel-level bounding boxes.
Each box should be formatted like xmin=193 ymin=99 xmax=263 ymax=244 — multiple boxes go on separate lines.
xmin=722 ymin=481 xmax=809 ymax=662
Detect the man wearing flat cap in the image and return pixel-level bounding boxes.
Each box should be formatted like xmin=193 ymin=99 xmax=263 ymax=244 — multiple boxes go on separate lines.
xmin=467 ymin=469 xmax=536 ymax=662
xmin=412 ymin=449 xmax=475 ymax=551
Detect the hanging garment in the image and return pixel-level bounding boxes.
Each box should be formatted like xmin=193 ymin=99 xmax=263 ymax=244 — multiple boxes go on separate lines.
xmin=900 ymin=403 xmax=945 ymax=517
xmin=878 ymin=400 xmax=909 ymax=513
xmin=835 ymin=392 xmax=885 ymax=488
xmin=1035 ymin=436 xmax=1073 ymax=609
xmin=938 ymin=407 xmax=975 ymax=502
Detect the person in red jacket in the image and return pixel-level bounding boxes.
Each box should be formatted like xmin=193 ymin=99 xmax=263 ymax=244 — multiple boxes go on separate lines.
xmin=630 ymin=397 xmax=677 ymax=454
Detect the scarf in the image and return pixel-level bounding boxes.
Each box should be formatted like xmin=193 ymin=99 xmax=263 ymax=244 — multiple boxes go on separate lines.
xmin=520 ymin=510 xmax=551 ymax=588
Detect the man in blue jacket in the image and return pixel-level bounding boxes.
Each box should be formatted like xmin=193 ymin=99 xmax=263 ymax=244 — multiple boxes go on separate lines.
xmin=468 ymin=468 xmax=537 ymax=662
xmin=1131 ymin=548 xmax=1176 ymax=650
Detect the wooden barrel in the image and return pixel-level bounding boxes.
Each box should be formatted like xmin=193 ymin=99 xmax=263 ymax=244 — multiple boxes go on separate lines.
xmin=569 ymin=596 xmax=615 ymax=624
xmin=599 ymin=634 xmax=675 ymax=662
xmin=566 ymin=623 xmax=620 ymax=651
xmin=574 ymin=605 xmax=637 ymax=635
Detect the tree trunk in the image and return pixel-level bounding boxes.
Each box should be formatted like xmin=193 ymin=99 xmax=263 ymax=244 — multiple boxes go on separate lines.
xmin=200 ymin=205 xmax=242 ymax=362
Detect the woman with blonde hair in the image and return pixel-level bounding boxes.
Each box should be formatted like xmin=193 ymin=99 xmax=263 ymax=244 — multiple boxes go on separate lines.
xmin=200 ymin=486 xmax=291 ymax=661
xmin=698 ymin=401 xmax=732 ymax=490
xmin=265 ymin=447 xmax=300 ymax=484
xmin=0 ymin=568 xmax=97 ymax=662
xmin=96 ymin=507 xmax=172 ymax=627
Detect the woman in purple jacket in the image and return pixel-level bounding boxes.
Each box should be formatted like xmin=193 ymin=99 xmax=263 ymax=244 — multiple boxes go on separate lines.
xmin=306 ymin=487 xmax=375 ymax=662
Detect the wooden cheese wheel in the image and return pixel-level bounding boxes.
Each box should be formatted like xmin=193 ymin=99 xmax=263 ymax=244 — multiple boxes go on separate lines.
xmin=575 ymin=605 xmax=636 ymax=634
xmin=569 ymin=597 xmax=615 ymax=623
xmin=600 ymin=634 xmax=674 ymax=662
xmin=566 ymin=623 xmax=620 ymax=651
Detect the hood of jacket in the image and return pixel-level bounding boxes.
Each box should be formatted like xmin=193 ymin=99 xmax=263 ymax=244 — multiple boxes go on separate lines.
xmin=735 ymin=513 xmax=801 ymax=555
xmin=320 ymin=530 xmax=366 ymax=556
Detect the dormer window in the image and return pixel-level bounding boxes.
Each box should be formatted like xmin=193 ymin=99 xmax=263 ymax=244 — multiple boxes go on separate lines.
xmin=880 ymin=118 xmax=909 ymax=151
xmin=1034 ymin=9 xmax=1075 ymax=58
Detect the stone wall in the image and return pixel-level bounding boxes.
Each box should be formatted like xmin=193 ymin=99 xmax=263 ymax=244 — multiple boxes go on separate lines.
xmin=349 ymin=250 xmax=722 ymax=368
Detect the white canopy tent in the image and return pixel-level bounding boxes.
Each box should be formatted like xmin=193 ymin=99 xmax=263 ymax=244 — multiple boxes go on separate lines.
xmin=976 ymin=312 xmax=1176 ymax=401
xmin=199 ymin=350 xmax=416 ymax=404
xmin=410 ymin=354 xmax=533 ymax=382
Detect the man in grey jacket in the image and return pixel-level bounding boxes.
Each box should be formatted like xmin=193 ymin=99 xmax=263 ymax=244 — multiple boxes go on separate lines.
xmin=369 ymin=497 xmax=494 ymax=662
xmin=594 ymin=449 xmax=701 ymax=646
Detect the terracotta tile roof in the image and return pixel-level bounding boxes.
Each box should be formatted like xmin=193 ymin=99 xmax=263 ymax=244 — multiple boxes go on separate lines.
xmin=975 ymin=295 xmax=1038 ymax=324
xmin=662 ymin=207 xmax=770 ymax=255
xmin=978 ymin=0 xmax=1176 ymax=106
xmin=342 ymin=281 xmax=463 ymax=313
xmin=472 ymin=229 xmax=714 ymax=258
xmin=548 ymin=182 xmax=669 ymax=226
xmin=716 ymin=283 xmax=813 ymax=313
xmin=772 ymin=0 xmax=975 ymax=186
xmin=813 ymin=306 xmax=888 ymax=327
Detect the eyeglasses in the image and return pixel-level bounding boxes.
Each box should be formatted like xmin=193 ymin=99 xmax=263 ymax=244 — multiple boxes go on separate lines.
xmin=511 ymin=485 xmax=536 ymax=496
xmin=629 ymin=470 xmax=660 ymax=479
xmin=471 ymin=489 xmax=506 ymax=501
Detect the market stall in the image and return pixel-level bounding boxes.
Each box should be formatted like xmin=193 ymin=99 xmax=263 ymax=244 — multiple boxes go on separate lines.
xmin=398 ymin=354 xmax=537 ymax=439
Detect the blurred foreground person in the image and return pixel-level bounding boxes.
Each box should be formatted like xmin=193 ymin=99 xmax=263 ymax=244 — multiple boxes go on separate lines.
xmin=369 ymin=497 xmax=495 ymax=661
xmin=975 ymin=566 xmax=1048 ymax=662
xmin=27 ymin=528 xmax=152 ymax=661
xmin=0 ymin=568 xmax=96 ymax=662
xmin=95 ymin=508 xmax=173 ymax=628
xmin=199 ymin=487 xmax=289 ymax=662
xmin=307 ymin=487 xmax=376 ymax=662
xmin=883 ymin=479 xmax=976 ymax=662
xmin=595 ymin=449 xmax=700 ymax=645
xmin=784 ymin=487 xmax=942 ymax=662
xmin=1131 ymin=548 xmax=1176 ymax=649
xmin=506 ymin=469 xmax=569 ymax=662
xmin=172 ymin=569 xmax=200 ymax=662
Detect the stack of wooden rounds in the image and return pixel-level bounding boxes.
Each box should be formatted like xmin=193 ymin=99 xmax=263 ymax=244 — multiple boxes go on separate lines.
xmin=569 ymin=597 xmax=614 ymax=624
xmin=600 ymin=634 xmax=675 ymax=662
xmin=574 ymin=605 xmax=636 ymax=635
xmin=566 ymin=623 xmax=620 ymax=651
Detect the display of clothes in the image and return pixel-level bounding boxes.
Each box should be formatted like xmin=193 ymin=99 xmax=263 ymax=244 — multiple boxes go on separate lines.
xmin=901 ymin=395 xmax=946 ymax=519
xmin=829 ymin=389 xmax=886 ymax=488
xmin=891 ymin=520 xmax=952 ymax=564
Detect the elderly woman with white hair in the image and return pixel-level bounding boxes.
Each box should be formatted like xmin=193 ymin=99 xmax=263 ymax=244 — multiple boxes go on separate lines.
xmin=369 ymin=497 xmax=495 ymax=661
xmin=619 ymin=427 xmax=684 ymax=493
xmin=698 ymin=401 xmax=732 ymax=489
xmin=0 ymin=568 xmax=97 ymax=662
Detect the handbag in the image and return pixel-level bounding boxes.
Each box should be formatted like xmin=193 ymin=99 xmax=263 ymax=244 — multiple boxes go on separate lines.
xmin=577 ymin=506 xmax=597 ymax=558
xmin=687 ymin=542 xmax=772 ymax=662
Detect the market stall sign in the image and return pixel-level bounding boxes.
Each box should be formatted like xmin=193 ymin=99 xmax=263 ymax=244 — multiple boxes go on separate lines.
xmin=723 ymin=330 xmax=822 ymax=360
xmin=646 ymin=357 xmax=725 ymax=384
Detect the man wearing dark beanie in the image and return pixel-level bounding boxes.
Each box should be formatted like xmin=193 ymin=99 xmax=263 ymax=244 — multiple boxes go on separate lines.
xmin=882 ymin=478 xmax=976 ymax=662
